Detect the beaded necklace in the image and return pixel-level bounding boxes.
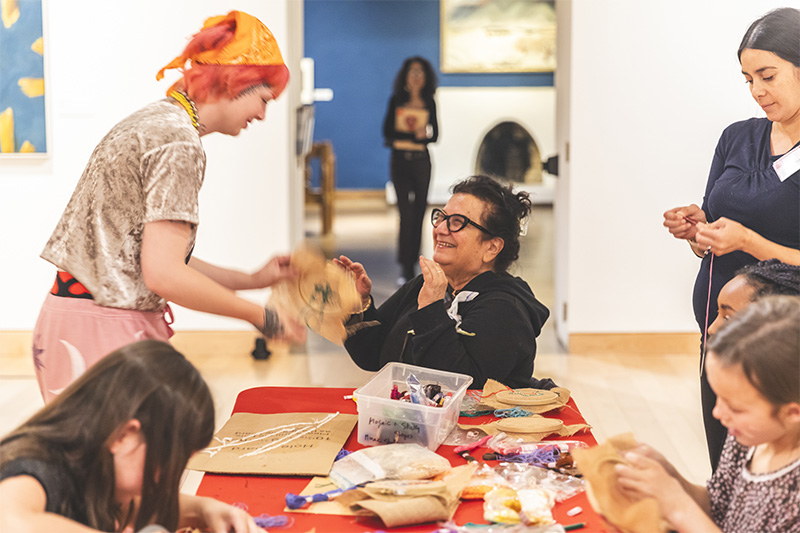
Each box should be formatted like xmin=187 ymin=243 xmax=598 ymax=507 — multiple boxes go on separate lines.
xmin=168 ymin=90 xmax=199 ymax=131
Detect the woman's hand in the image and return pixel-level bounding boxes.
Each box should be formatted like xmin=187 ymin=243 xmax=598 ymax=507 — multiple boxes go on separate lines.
xmin=251 ymin=255 xmax=297 ymax=288
xmin=333 ymin=255 xmax=372 ymax=306
xmin=694 ymin=217 xmax=751 ymax=256
xmin=418 ymin=256 xmax=448 ymax=309
xmin=663 ymin=204 xmax=706 ymax=241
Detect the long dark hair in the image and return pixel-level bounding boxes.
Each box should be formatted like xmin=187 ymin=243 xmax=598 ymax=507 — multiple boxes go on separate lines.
xmin=0 ymin=340 xmax=215 ymax=531
xmin=391 ymin=56 xmax=437 ymax=102
xmin=738 ymin=7 xmax=800 ymax=67
xmin=708 ymin=296 xmax=800 ymax=408
xmin=451 ymin=175 xmax=532 ymax=274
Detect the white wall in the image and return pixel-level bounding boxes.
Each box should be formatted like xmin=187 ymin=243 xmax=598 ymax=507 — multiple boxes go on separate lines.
xmin=428 ymin=86 xmax=557 ymax=203
xmin=555 ymin=0 xmax=785 ymax=338
xmin=0 ymin=0 xmax=300 ymax=331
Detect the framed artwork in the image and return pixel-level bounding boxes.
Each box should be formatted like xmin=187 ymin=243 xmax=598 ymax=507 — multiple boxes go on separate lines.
xmin=440 ymin=0 xmax=556 ymax=73
xmin=0 ymin=0 xmax=46 ymax=155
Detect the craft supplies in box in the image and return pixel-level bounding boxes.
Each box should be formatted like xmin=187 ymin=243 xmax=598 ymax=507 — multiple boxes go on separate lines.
xmin=353 ymin=362 xmax=473 ymax=451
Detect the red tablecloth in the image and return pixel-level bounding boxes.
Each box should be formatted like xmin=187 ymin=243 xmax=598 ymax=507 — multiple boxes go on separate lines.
xmin=196 ymin=386 xmax=609 ymax=532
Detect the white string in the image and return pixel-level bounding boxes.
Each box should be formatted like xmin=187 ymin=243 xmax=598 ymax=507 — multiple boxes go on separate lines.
xmin=200 ymin=412 xmax=341 ymax=458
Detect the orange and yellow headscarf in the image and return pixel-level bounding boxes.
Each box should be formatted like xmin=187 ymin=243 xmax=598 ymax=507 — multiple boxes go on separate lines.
xmin=156 ymin=11 xmax=287 ymax=89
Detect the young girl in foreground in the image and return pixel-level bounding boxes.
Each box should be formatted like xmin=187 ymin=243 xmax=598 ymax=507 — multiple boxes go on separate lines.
xmin=0 ymin=340 xmax=264 ymax=533
xmin=616 ymin=296 xmax=800 ymax=532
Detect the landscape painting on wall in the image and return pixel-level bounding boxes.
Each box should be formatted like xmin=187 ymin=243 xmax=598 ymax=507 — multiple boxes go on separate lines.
xmin=441 ymin=0 xmax=556 ymax=73
xmin=0 ymin=0 xmax=46 ymax=155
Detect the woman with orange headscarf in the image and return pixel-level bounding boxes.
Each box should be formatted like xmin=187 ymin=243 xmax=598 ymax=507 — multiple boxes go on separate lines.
xmin=33 ymin=11 xmax=304 ymax=403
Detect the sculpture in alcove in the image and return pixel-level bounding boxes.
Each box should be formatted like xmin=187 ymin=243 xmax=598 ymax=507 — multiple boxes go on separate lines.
xmin=475 ymin=121 xmax=542 ymax=184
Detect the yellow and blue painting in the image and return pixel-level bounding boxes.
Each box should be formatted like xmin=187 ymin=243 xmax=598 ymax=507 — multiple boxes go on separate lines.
xmin=0 ymin=0 xmax=45 ymax=154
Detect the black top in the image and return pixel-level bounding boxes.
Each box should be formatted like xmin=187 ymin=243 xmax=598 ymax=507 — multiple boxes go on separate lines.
xmin=692 ymin=118 xmax=800 ymax=331
xmin=344 ymin=271 xmax=550 ymax=389
xmin=0 ymin=456 xmax=86 ymax=524
xmin=382 ymin=94 xmax=439 ymax=148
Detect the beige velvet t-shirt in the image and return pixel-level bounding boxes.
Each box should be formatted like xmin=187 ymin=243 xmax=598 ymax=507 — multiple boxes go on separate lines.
xmin=41 ymin=99 xmax=206 ymax=311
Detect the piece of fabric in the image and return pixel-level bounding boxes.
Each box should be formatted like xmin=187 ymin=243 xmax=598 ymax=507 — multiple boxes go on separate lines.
xmin=41 ymin=99 xmax=205 ymax=311
xmin=707 ymin=434 xmax=800 ymax=532
xmin=572 ymin=434 xmax=666 ymax=533
xmin=344 ymin=271 xmax=549 ymax=389
xmin=32 ymin=293 xmax=173 ymax=402
xmin=156 ymin=10 xmax=286 ymax=80
xmin=692 ymin=118 xmax=800 ymax=470
xmin=0 ymin=457 xmax=86 ymax=524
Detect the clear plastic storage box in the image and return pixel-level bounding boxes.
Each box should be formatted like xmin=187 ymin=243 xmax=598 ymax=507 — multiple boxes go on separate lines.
xmin=353 ymin=362 xmax=473 ymax=451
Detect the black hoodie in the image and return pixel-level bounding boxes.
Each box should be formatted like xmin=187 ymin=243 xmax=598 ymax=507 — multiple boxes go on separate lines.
xmin=344 ymin=270 xmax=550 ymax=389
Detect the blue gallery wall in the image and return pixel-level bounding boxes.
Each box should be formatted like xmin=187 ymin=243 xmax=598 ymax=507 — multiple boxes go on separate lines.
xmin=304 ymin=0 xmax=554 ymax=190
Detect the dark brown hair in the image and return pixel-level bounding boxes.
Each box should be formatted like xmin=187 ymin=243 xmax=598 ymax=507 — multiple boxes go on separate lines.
xmin=708 ymin=295 xmax=800 ymax=407
xmin=0 ymin=340 xmax=215 ymax=531
xmin=451 ymin=175 xmax=533 ymax=274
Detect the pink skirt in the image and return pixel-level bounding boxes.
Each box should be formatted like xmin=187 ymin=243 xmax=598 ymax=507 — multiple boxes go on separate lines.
xmin=32 ymin=293 xmax=174 ymax=403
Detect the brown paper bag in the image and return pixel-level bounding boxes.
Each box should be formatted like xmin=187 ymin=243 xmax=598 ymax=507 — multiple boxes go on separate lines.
xmin=335 ymin=463 xmax=477 ymax=527
xmin=572 ymin=433 xmax=667 ymax=533
xmin=187 ymin=412 xmax=357 ymax=476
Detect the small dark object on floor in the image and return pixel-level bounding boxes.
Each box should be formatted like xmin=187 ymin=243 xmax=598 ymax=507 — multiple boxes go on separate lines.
xmin=251 ymin=337 xmax=271 ymax=360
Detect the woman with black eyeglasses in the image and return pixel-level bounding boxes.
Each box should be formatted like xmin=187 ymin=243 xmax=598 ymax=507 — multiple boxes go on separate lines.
xmin=334 ymin=175 xmax=550 ymax=389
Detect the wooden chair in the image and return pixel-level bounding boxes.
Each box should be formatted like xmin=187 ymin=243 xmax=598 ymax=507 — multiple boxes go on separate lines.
xmin=304 ymin=140 xmax=335 ymax=235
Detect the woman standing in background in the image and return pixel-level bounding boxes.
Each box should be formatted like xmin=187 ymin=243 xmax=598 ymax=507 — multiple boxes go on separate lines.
xmin=663 ymin=7 xmax=800 ymax=471
xmin=383 ymin=56 xmax=439 ymax=284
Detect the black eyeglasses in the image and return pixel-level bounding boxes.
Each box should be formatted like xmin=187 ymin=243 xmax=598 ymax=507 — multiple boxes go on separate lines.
xmin=430 ymin=208 xmax=495 ymax=236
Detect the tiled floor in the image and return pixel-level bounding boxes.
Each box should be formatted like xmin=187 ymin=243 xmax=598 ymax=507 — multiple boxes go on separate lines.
xmin=0 ymin=198 xmax=711 ymax=486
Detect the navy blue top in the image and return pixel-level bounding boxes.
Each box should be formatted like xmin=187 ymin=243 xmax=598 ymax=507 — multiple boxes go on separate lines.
xmin=692 ymin=118 xmax=800 ymax=330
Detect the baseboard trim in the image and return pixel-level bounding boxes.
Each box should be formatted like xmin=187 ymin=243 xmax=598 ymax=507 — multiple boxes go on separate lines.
xmin=0 ymin=330 xmax=261 ymax=361
xmin=568 ymin=332 xmax=700 ymax=355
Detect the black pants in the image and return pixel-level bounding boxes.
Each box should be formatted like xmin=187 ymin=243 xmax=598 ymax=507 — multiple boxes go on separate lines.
xmin=701 ymin=347 xmax=727 ymax=472
xmin=391 ymin=149 xmax=431 ymax=274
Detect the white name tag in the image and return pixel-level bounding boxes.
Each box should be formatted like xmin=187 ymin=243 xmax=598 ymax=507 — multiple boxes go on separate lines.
xmin=773 ymin=144 xmax=800 ymax=182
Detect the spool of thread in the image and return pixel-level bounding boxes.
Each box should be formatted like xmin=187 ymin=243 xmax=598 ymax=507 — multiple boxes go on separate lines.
xmin=285 ymin=487 xmax=346 ymax=509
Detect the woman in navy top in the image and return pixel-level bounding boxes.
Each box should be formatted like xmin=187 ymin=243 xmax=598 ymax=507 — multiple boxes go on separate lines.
xmin=663 ymin=7 xmax=800 ymax=472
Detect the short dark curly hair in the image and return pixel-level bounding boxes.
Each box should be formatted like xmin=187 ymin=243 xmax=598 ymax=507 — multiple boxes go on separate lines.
xmin=451 ymin=175 xmax=532 ymax=274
